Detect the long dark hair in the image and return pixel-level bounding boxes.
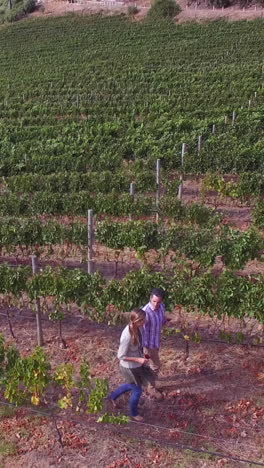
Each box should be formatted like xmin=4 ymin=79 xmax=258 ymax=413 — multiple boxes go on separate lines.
xmin=129 ymin=308 xmax=146 ymax=345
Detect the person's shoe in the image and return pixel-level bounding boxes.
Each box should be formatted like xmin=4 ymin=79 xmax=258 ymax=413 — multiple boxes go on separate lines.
xmin=132 ymin=414 xmax=144 ymax=422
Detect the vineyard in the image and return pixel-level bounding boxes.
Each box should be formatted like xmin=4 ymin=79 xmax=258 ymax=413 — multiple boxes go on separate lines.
xmin=0 ymin=13 xmax=264 ymax=467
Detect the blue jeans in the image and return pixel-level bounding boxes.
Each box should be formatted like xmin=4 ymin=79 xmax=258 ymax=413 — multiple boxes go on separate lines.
xmin=109 ymin=383 xmax=142 ymax=417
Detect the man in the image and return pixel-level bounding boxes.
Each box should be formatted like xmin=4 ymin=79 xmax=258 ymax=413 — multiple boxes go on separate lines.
xmin=142 ymin=287 xmax=167 ymax=399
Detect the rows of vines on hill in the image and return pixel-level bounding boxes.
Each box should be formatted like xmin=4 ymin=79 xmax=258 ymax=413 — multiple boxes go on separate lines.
xmin=0 ymin=16 xmax=264 ymax=331
xmin=0 ymin=17 xmax=264 ymax=176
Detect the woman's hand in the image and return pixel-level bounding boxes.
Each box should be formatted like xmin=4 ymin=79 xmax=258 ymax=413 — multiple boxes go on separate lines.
xmin=137 ymin=357 xmax=149 ymax=365
xmin=122 ymin=356 xmax=150 ymax=364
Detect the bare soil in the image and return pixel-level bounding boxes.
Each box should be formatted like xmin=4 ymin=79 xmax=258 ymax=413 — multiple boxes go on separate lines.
xmin=0 ymin=306 xmax=264 ymax=468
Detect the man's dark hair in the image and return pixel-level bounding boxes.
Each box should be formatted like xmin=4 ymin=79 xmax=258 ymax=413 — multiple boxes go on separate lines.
xmin=150 ymin=288 xmax=165 ymax=299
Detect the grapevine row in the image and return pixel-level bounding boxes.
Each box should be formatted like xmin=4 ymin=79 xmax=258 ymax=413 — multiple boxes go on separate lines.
xmin=2 ymin=169 xmax=157 ymax=194
xmin=0 ymin=215 xmax=262 ymax=269
xmin=3 ymin=170 xmax=264 ymax=198
xmin=95 ymin=220 xmax=263 ymax=269
xmin=0 ymin=263 xmax=263 ymax=322
xmin=0 ymin=194 xmax=215 ymax=218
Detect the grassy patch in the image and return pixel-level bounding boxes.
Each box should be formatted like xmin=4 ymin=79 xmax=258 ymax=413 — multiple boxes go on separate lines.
xmin=0 ymin=438 xmax=17 ymax=456
xmin=0 ymin=405 xmax=16 ymax=419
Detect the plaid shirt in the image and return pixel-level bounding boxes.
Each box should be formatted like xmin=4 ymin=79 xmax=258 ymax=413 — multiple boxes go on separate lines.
xmin=142 ymin=302 xmax=166 ymax=349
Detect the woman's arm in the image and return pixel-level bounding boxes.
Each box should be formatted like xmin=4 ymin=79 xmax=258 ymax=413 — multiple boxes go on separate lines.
xmin=123 ymin=356 xmax=148 ymax=364
xmin=117 ymin=328 xmax=148 ymax=364
xmin=117 ymin=328 xmax=130 ymax=358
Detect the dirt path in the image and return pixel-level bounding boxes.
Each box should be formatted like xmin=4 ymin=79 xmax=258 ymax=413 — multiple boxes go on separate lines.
xmin=177 ymin=0 xmax=264 ymax=23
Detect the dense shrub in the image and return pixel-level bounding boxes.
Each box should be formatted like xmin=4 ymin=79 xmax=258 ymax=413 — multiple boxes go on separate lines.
xmin=4 ymin=5 xmax=24 ymax=21
xmin=147 ymin=0 xmax=181 ymax=19
xmin=127 ymin=5 xmax=139 ymax=15
xmin=207 ymin=0 xmax=231 ymax=7
xmin=23 ymin=0 xmax=36 ymax=13
xmin=2 ymin=0 xmax=35 ymax=22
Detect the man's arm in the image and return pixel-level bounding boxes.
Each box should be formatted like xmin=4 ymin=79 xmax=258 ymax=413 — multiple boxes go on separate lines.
xmin=162 ymin=304 xmax=167 ymax=325
xmin=162 ymin=304 xmax=173 ymax=325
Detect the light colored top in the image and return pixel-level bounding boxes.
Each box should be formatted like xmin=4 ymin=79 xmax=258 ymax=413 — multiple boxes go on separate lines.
xmin=142 ymin=302 xmax=166 ymax=349
xmin=117 ymin=324 xmax=143 ymax=369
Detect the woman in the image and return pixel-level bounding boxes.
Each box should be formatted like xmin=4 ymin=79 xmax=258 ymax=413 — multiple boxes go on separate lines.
xmin=108 ymin=308 xmax=155 ymax=422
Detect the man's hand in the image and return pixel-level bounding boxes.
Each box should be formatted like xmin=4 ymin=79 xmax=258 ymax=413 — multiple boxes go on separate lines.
xmin=165 ymin=317 xmax=172 ymax=323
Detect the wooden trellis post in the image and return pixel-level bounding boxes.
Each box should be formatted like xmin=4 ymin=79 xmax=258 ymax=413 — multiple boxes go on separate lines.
xmin=31 ymin=255 xmax=44 ymax=347
xmin=129 ymin=182 xmax=135 ymax=221
xmin=198 ymin=135 xmax=202 ymax=153
xmin=87 ymin=209 xmax=94 ymax=274
xmin=156 ymin=159 xmax=161 ymax=223
xmin=178 ymin=143 xmax=186 ymax=201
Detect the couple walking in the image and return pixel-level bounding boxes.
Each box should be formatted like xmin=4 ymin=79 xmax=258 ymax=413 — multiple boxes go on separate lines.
xmin=108 ymin=288 xmax=167 ymax=422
